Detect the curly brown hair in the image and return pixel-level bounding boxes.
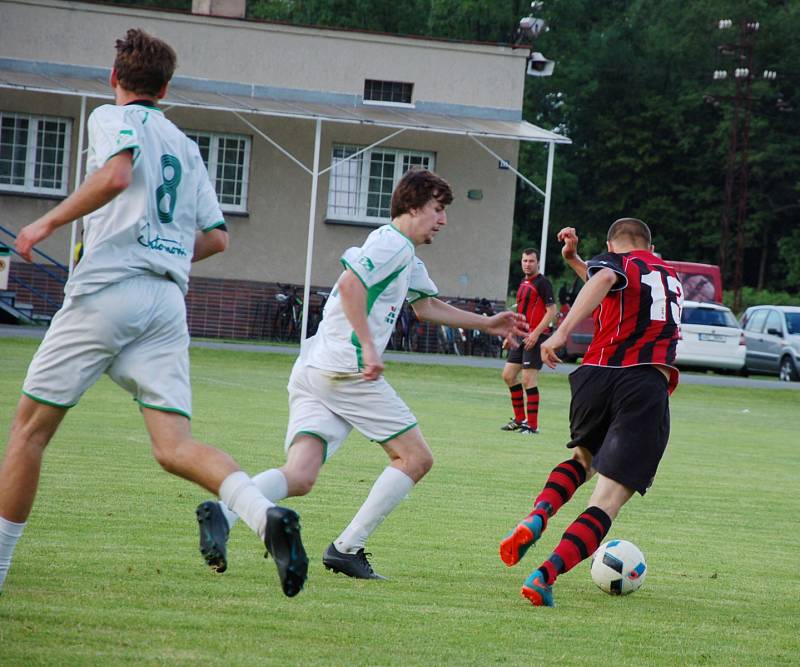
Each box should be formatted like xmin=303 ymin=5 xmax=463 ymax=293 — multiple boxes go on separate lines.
xmin=113 ymin=28 xmax=176 ymax=98
xmin=390 ymin=168 xmax=453 ymax=219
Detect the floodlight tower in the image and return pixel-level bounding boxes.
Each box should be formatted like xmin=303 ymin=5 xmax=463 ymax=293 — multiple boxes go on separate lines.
xmin=713 ymin=19 xmax=777 ymax=312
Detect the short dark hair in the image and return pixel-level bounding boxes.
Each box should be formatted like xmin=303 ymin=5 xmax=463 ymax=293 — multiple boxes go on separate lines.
xmin=522 ymin=248 xmax=539 ymax=260
xmin=607 ymin=218 xmax=652 ymax=248
xmin=391 ymin=168 xmax=453 ymax=219
xmin=114 ymin=28 xmax=176 ymax=97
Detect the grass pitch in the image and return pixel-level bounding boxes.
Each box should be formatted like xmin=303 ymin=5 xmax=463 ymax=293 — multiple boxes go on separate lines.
xmin=0 ymin=337 xmax=798 ymax=666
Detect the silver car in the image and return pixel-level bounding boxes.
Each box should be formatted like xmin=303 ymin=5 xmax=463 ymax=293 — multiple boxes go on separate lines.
xmin=740 ymin=305 xmax=800 ymax=381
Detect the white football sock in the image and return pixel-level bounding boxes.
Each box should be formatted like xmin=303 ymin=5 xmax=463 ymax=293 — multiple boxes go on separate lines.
xmin=334 ymin=466 xmax=414 ymax=554
xmin=219 ymin=468 xmax=288 ymax=529
xmin=218 ymin=471 xmax=274 ymax=540
xmin=0 ymin=516 xmax=26 ymax=593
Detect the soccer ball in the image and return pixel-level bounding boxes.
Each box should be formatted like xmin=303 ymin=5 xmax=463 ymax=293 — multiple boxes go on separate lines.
xmin=590 ymin=539 xmax=647 ymax=595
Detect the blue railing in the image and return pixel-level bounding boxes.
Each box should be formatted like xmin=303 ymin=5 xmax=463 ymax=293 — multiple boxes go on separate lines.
xmin=0 ymin=224 xmax=69 ymax=284
xmin=6 ymin=274 xmax=63 ymax=311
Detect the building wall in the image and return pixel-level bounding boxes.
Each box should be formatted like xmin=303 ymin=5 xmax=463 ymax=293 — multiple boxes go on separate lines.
xmin=0 ymin=0 xmax=526 ymax=115
xmin=1 ymin=93 xmax=520 ymax=300
xmin=0 ymin=0 xmax=531 ymax=330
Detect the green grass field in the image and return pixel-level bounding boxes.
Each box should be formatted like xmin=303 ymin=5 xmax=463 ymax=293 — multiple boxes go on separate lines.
xmin=0 ymin=337 xmax=798 ymax=666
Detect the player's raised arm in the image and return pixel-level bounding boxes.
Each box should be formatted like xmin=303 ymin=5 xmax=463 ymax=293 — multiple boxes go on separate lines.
xmin=557 ymin=227 xmax=588 ymax=282
xmin=15 ymin=152 xmax=133 ymax=262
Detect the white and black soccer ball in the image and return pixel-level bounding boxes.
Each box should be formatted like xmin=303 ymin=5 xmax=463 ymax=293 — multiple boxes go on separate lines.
xmin=590 ymin=539 xmax=647 ymax=595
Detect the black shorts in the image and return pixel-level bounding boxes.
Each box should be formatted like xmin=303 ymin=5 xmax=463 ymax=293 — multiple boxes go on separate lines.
xmin=566 ymin=364 xmax=670 ymax=495
xmin=506 ymin=333 xmax=550 ymax=370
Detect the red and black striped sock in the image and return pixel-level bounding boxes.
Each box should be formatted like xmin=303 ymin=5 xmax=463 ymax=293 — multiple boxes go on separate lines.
xmin=525 ymin=387 xmax=540 ymax=429
xmin=525 ymin=459 xmax=587 ymax=530
xmin=509 ymin=383 xmax=525 ymax=423
xmin=537 ymin=506 xmax=612 ymax=585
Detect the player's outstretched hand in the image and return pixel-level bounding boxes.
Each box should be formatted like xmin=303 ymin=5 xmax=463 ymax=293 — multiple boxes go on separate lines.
xmin=15 ymin=218 xmax=54 ymax=262
xmin=557 ymin=227 xmax=579 ymax=261
xmin=487 ymin=312 xmax=528 ymax=348
xmin=539 ymin=329 xmax=567 ymax=368
xmin=360 ymin=341 xmax=384 ymax=381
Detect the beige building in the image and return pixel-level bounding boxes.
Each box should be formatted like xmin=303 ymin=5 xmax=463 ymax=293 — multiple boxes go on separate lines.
xmin=0 ymin=0 xmax=569 ymax=338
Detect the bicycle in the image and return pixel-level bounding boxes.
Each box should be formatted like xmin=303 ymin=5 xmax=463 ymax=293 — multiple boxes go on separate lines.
xmin=389 ymin=301 xmax=416 ymax=351
xmin=469 ymin=297 xmax=504 ymax=357
xmin=435 ymin=301 xmax=466 ymax=355
xmin=273 ymin=283 xmax=303 ymax=342
xmin=306 ymin=290 xmax=330 ymax=337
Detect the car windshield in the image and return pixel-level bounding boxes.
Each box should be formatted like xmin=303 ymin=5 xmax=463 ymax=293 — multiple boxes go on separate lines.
xmin=682 ymin=307 xmax=738 ymax=328
xmin=785 ymin=312 xmax=800 ymax=335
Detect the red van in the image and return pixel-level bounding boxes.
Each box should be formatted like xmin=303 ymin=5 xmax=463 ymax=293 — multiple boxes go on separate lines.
xmin=556 ymin=261 xmax=722 ymax=361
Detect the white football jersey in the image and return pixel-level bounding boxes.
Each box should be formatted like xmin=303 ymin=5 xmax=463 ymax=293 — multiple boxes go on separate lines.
xmin=304 ymin=224 xmax=438 ymax=373
xmin=67 ymin=103 xmax=224 ymax=296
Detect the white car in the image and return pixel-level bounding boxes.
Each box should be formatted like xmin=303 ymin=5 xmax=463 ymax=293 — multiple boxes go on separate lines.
xmin=675 ymin=301 xmax=745 ymax=372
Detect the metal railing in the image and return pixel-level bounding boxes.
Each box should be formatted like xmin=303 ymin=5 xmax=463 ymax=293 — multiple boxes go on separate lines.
xmin=0 ymin=224 xmax=69 ymax=283
xmin=6 ymin=274 xmax=63 ymax=311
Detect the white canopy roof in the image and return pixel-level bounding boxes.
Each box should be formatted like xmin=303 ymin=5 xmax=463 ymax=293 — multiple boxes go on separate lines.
xmin=0 ymin=65 xmax=571 ymax=145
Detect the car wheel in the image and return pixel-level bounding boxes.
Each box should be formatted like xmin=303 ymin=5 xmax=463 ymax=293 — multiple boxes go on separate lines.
xmin=778 ymin=355 xmax=799 ymax=382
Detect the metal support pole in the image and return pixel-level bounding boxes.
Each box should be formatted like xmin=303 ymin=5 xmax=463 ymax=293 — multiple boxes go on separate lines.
xmin=68 ymin=95 xmax=87 ymax=277
xmin=469 ymin=135 xmax=546 ymax=197
xmin=232 ymin=110 xmax=312 ymax=175
xmin=300 ymin=118 xmax=322 ymax=343
xmin=539 ymin=141 xmax=555 ymax=274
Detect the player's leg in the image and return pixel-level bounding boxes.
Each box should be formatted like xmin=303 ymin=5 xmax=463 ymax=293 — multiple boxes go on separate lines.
xmin=216 ymin=434 xmax=325 ymax=529
xmin=521 ymin=475 xmax=632 ymax=607
xmin=0 ymin=396 xmax=66 ymax=593
xmin=520 ymin=366 xmax=669 ymax=606
xmin=216 ymin=438 xmax=326 ymax=528
xmin=143 ymin=408 xmax=307 ymax=596
xmin=1 ymin=291 xmax=120 ymax=594
xmin=324 ymin=425 xmax=431 ymax=580
xmin=501 ymin=365 xmax=609 ymax=568
xmin=501 ymin=356 xmax=526 ymax=430
xmin=115 ymin=278 xmax=307 ymax=595
xmin=520 ymin=367 xmax=540 ymax=433
xmin=500 ymin=448 xmax=593 ymax=566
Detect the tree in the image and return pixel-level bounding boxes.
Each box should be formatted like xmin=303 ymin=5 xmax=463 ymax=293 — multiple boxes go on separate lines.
xmin=113 ymin=0 xmax=799 ymax=294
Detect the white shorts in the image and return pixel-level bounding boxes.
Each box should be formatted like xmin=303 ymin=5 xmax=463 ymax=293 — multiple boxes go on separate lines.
xmin=285 ymin=359 xmax=417 ymax=461
xmin=23 ymin=274 xmax=191 ymax=417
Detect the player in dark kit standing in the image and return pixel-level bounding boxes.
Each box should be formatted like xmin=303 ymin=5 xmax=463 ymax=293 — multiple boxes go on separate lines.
xmin=500 ymin=248 xmax=557 ymax=434
xmin=499 ymin=219 xmax=683 ymax=606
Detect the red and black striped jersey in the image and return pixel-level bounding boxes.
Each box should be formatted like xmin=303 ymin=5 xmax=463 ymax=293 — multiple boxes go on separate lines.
xmin=516 ymin=273 xmax=555 ymax=330
xmin=582 ymin=250 xmax=683 ymax=393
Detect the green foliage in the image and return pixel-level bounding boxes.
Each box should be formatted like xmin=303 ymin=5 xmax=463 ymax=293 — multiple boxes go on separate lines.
xmin=723 ymin=285 xmax=800 ymax=316
xmin=1 ymin=339 xmax=799 ymax=665
xmin=99 ymin=0 xmax=799 ymax=295
xmin=522 ymin=0 xmax=799 ymax=293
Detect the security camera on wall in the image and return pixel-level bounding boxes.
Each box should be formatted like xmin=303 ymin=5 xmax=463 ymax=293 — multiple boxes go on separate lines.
xmin=519 ymin=16 xmax=547 ymax=39
xmin=526 ymin=52 xmax=555 ymax=77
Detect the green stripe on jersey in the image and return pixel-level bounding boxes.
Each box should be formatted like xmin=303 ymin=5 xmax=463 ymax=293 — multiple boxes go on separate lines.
xmin=350 ymin=266 xmax=407 ymax=370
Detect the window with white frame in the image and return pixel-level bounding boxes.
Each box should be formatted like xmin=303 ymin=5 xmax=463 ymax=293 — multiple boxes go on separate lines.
xmin=326 ymin=144 xmax=434 ymax=225
xmin=0 ymin=112 xmax=72 ymax=196
xmin=185 ymin=130 xmax=250 ymax=213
